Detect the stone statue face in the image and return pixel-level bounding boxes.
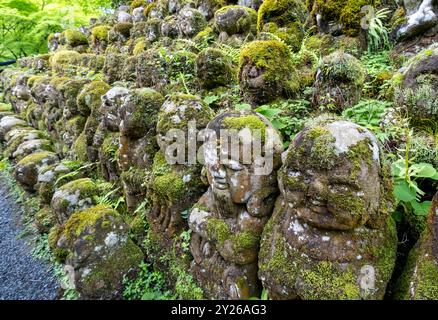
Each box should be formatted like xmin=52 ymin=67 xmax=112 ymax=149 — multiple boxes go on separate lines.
xmin=280 ymin=119 xmax=383 ymax=230
xmin=100 ymin=87 xmax=129 ymax=132
xmin=204 ymin=111 xmax=282 ymax=214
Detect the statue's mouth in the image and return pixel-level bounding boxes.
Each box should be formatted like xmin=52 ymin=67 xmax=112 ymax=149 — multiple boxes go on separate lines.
xmin=213 ymin=177 xmax=228 ymax=190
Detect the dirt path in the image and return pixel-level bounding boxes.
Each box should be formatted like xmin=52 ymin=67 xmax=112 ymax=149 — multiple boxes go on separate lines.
xmin=0 ymin=175 xmax=59 ymax=300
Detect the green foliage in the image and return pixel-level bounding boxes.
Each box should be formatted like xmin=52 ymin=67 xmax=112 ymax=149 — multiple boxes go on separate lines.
xmin=255 ymin=99 xmax=311 ymax=147
xmin=392 ymin=129 xmax=438 ymax=218
xmin=123 ymin=261 xmax=174 ymax=300
xmin=94 ymin=181 xmax=126 ymax=212
xmin=365 ymin=7 xmax=391 ymax=53
xmin=0 ymin=0 xmax=111 ymax=59
xmin=342 ymin=99 xmax=392 ymax=142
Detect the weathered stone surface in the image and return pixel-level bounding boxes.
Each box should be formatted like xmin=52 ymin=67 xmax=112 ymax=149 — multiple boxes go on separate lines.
xmin=396 ymin=0 xmax=438 ymax=41
xmin=196 ymin=48 xmax=234 ymax=90
xmin=14 ymin=151 xmax=59 ymax=191
xmin=100 ymin=87 xmax=129 ymax=132
xmin=147 ymin=93 xmax=213 ymax=251
xmin=312 ymin=51 xmax=365 ymax=111
xmin=51 ymin=178 xmax=99 ymax=224
xmin=188 ymin=110 xmax=283 ymax=299
xmin=238 ymin=40 xmax=299 ymax=105
xmin=54 ymin=205 xmax=143 ymax=299
xmin=259 ymin=118 xmax=397 ymax=300
xmin=394 ymin=192 xmax=438 ymax=300
xmin=213 ymin=5 xmax=257 ymax=36
xmin=394 ymin=44 xmax=438 ymax=123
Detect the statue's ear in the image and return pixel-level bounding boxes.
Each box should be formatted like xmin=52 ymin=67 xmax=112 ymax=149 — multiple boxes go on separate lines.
xmin=247 ymin=187 xmax=279 ymax=217
xmin=200 ymin=166 xmax=209 ymax=186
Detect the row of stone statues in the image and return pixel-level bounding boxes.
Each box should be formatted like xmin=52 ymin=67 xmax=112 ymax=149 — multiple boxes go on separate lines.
xmin=148 ymin=107 xmax=399 ymax=299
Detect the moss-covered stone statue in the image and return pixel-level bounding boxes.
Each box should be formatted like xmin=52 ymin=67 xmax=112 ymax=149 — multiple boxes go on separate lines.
xmin=188 ymin=110 xmax=283 ymax=299
xmin=195 ymin=48 xmax=234 ymax=90
xmin=213 ymin=5 xmax=257 ymax=43
xmin=259 ymin=118 xmax=397 ymax=300
xmin=238 ymin=40 xmax=299 ymax=106
xmin=147 ymin=93 xmax=214 ymax=249
xmin=312 ymin=51 xmax=365 ymax=111
xmin=394 ymin=192 xmax=438 ymax=300
xmin=51 ymin=205 xmax=143 ymax=299
xmin=118 ymin=88 xmax=164 ymax=212
xmin=394 ymin=44 xmax=438 ymax=125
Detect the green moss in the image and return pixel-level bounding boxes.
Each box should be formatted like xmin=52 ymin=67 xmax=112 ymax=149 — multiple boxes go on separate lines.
xmin=133 ymin=40 xmax=146 ymax=55
xmin=320 ymin=50 xmax=365 ymax=86
xmin=77 ymin=80 xmax=111 ymax=115
xmin=114 ymin=22 xmax=133 ymax=36
xmin=63 ymin=204 xmax=116 ymax=238
xmin=312 ymin=0 xmax=377 ymax=37
xmin=206 ymin=218 xmax=259 ymax=253
xmin=17 ymin=151 xmax=56 ymax=166
xmin=0 ymin=103 xmax=12 ymax=112
xmin=64 ymin=29 xmax=88 ymax=47
xmin=73 ymin=133 xmax=88 ymax=162
xmin=239 ymin=40 xmax=299 ymax=93
xmin=257 ymin=0 xmax=306 ymax=31
xmin=130 ymin=0 xmax=146 ymax=10
xmin=51 ymin=50 xmax=81 ymax=75
xmin=306 ymin=126 xmax=337 ymax=168
xmin=214 ymin=5 xmax=257 ymax=34
xmin=59 ymin=178 xmax=98 ymax=199
xmin=300 ymin=261 xmax=361 ymax=299
xmin=156 ymin=93 xmax=214 ymax=133
xmin=48 ymin=225 xmax=69 ymax=262
xmin=91 ymin=25 xmax=110 ymax=41
xmin=153 ymin=172 xmax=185 ymax=202
xmin=223 ymin=115 xmax=266 ymax=140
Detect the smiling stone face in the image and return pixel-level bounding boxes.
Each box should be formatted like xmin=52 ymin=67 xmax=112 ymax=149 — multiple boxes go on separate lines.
xmin=280 ymin=119 xmax=383 ymax=230
xmin=258 ymin=118 xmax=398 ymax=300
xmin=203 ymin=110 xmax=283 ymax=214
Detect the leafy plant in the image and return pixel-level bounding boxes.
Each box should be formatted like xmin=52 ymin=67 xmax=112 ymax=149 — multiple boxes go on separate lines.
xmin=392 ymin=129 xmax=438 ymax=217
xmin=255 ymin=99 xmax=311 ymax=147
xmin=123 ymin=261 xmax=174 ymax=300
xmin=342 ymin=99 xmax=392 ymax=142
xmin=365 ymin=7 xmax=391 ymax=52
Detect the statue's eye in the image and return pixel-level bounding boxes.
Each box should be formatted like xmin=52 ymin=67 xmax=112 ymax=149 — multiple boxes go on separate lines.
xmin=225 ymin=160 xmax=244 ymax=171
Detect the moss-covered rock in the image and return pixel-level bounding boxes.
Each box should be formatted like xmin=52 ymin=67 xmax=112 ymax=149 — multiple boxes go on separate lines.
xmin=55 ymin=205 xmax=143 ymax=299
xmin=11 ymin=139 xmax=53 ymax=161
xmin=63 ymin=29 xmax=89 ymax=48
xmin=0 ymin=115 xmax=27 ymax=139
xmin=257 ymin=0 xmax=307 ymax=31
xmin=195 ymin=48 xmax=234 ymax=90
xmin=259 ymin=118 xmax=397 ymax=299
xmin=308 ymin=0 xmax=376 ymax=37
xmin=394 ymin=193 xmax=438 ymax=299
xmin=50 ymin=50 xmax=81 ymax=76
xmin=15 ymin=151 xmax=59 ymax=191
xmin=312 ymin=50 xmax=365 ymax=111
xmin=238 ymin=40 xmax=299 ymax=105
xmin=213 ymin=5 xmax=257 ymax=36
xmin=37 ymin=162 xmax=72 ymax=205
xmin=91 ymin=25 xmax=110 ymax=53
xmin=394 ymin=44 xmax=438 ymax=125
xmin=35 ymin=206 xmax=56 ymax=234
xmin=77 ymin=81 xmax=111 ymax=117
xmin=178 ymin=8 xmax=208 ymax=38
xmin=119 ymin=88 xmax=164 ymax=138
xmin=51 ymin=178 xmax=99 ymax=224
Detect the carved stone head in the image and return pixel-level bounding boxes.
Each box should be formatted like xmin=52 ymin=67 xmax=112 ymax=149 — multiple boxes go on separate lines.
xmin=280 ymin=118 xmax=392 ymax=231
xmin=203 ymin=110 xmax=283 ymax=217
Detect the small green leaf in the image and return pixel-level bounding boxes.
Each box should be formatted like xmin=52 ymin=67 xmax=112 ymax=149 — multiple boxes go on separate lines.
xmin=410 ymin=163 xmax=437 ymax=178
xmin=411 ymin=200 xmax=432 ymax=216
xmin=393 ymin=181 xmax=417 ymax=202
